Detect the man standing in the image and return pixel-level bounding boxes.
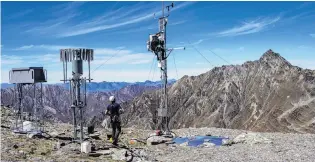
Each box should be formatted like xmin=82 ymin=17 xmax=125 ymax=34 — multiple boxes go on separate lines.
xmin=104 ymin=96 xmax=123 ymax=146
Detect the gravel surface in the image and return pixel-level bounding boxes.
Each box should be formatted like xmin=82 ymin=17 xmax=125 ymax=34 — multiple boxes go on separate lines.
xmin=2 ymin=106 xmax=315 ymax=162
xmin=146 ymin=128 xmax=315 ymax=162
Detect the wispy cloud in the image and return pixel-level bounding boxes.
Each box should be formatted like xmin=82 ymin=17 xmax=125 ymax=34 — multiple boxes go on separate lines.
xmin=92 ymin=23 xmax=157 ymax=35
xmin=211 ymin=47 xmax=245 ymax=54
xmin=10 ymin=44 xmax=152 ymax=67
xmin=50 ymin=1 xmax=86 ymax=17
xmin=215 ymin=16 xmax=281 ymax=37
xmin=13 ymin=45 xmax=35 ymax=50
xmin=310 ymin=34 xmax=315 ymax=38
xmin=285 ymin=10 xmax=315 ymax=22
xmin=12 ymin=44 xmax=132 ymax=56
xmin=1 ymin=54 xmax=59 ymax=67
xmin=296 ymin=2 xmax=314 ymax=10
xmin=92 ymin=53 xmax=152 ymax=65
xmin=169 ymin=20 xmax=187 ymax=26
xmin=1 ymin=55 xmax=24 ymax=65
xmin=23 ymin=2 xmax=194 ymax=38
xmin=238 ymin=47 xmax=245 ymax=51
xmin=297 ymin=45 xmax=310 ymax=49
xmin=7 ymin=9 xmax=33 ymax=19
xmin=13 ymin=44 xmax=76 ymax=51
xmin=24 ymin=2 xmax=84 ymax=35
xmin=191 ymin=39 xmax=204 ymax=45
xmin=178 ymin=39 xmax=205 ymax=48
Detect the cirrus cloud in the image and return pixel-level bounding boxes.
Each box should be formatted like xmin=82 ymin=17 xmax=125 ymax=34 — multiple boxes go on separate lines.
xmin=215 ymin=16 xmax=281 ymax=37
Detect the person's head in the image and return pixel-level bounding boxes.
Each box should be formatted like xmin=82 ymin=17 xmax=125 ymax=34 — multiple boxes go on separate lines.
xmin=109 ymin=96 xmax=115 ymax=103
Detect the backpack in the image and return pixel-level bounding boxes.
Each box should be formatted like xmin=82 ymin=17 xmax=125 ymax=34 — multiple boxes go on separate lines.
xmin=112 ymin=115 xmax=120 ymax=123
xmin=109 ymin=103 xmax=120 ymax=123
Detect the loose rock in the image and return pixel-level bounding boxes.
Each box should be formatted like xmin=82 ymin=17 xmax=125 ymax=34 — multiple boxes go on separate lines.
xmin=233 ymin=132 xmax=272 ymax=145
xmin=111 ymin=148 xmax=128 ymax=161
xmin=147 ymin=136 xmax=172 ymax=146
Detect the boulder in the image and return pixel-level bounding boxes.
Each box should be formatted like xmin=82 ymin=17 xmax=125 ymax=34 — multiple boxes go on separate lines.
xmin=146 ymin=136 xmax=172 ymax=146
xmin=81 ymin=141 xmax=92 ymax=153
xmin=27 ymin=133 xmax=35 ymax=139
xmin=111 ymin=148 xmax=128 ymax=161
xmin=233 ymin=132 xmax=272 ymax=145
xmin=23 ymin=121 xmax=35 ymax=132
xmin=200 ymin=142 xmax=216 ymax=148
xmin=94 ymin=150 xmax=112 ymax=156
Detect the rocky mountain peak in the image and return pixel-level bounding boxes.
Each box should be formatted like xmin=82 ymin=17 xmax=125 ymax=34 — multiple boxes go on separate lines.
xmin=259 ymin=49 xmax=292 ymax=68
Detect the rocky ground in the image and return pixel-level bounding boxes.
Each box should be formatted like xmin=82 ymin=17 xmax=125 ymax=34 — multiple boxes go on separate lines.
xmin=2 ymin=106 xmax=315 ymax=162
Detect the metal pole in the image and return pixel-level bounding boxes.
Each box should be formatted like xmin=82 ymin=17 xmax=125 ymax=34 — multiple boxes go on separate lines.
xmin=63 ymin=60 xmax=66 ymax=83
xmin=14 ymin=84 xmax=18 ymax=129
xmin=84 ymin=78 xmax=87 ymax=106
xmin=66 ymin=61 xmax=68 ymax=83
xmin=40 ymin=83 xmax=44 ymax=132
xmin=88 ymin=59 xmax=91 ymax=82
xmin=13 ymin=84 xmax=16 ymax=108
xmin=80 ymin=105 xmax=83 ymax=142
xmin=164 ymin=58 xmax=169 ymax=132
xmin=70 ymin=80 xmax=73 ymax=106
xmin=19 ymin=84 xmax=23 ymax=130
xmin=77 ymin=79 xmax=83 ymax=143
xmin=72 ymin=105 xmax=77 ymax=140
xmin=162 ymin=1 xmax=164 ymax=17
xmin=72 ymin=81 xmax=77 ymax=141
xmin=164 ymin=12 xmax=169 ymax=133
xmin=33 ymin=84 xmax=36 ymax=121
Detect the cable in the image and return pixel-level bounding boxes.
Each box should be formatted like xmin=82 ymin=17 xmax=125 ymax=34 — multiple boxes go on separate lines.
xmin=172 ymin=53 xmax=179 ymax=79
xmin=143 ymin=55 xmax=156 ymax=91
xmin=208 ymin=49 xmax=232 ymax=65
xmin=187 ymin=41 xmax=215 ymax=67
xmin=152 ymin=59 xmax=157 ymax=81
xmin=91 ymin=48 xmax=123 ymax=74
xmin=83 ymin=48 xmax=123 ymax=91
xmin=147 ymin=55 xmax=156 ymax=81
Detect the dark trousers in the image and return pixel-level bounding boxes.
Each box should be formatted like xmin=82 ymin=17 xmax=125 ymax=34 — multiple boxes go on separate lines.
xmin=111 ymin=122 xmax=121 ymax=144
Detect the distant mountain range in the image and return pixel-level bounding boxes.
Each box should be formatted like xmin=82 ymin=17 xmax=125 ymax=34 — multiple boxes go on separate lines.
xmin=0 ymin=79 xmax=176 ymax=123
xmin=1 ymin=79 xmax=177 ymax=92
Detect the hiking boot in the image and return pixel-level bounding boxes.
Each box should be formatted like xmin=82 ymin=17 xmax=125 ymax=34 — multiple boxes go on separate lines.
xmin=112 ymin=142 xmax=118 ymax=146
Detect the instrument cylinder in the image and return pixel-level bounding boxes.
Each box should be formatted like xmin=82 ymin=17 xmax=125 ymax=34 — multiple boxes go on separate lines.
xmin=72 ymin=60 xmax=83 ymax=77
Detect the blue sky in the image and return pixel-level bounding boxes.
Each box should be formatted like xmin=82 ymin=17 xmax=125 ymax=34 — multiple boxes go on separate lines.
xmin=1 ymin=1 xmax=315 ymax=83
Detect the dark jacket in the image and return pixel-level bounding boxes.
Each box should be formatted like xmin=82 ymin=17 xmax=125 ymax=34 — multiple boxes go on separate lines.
xmin=107 ymin=103 xmax=121 ymax=123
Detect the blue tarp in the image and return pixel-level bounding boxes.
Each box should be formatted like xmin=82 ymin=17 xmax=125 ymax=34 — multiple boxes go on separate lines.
xmin=172 ymin=136 xmax=229 ymax=147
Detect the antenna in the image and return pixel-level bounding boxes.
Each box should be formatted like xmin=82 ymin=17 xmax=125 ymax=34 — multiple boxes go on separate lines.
xmin=60 ymin=48 xmax=94 ymax=143
xmin=146 ymin=2 xmax=184 ymax=137
xmin=9 ymin=67 xmax=47 ymax=135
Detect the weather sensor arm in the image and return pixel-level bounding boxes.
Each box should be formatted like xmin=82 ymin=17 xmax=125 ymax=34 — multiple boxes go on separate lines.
xmin=165 ymin=3 xmax=174 ymax=17
xmin=166 ymin=47 xmax=185 ymax=58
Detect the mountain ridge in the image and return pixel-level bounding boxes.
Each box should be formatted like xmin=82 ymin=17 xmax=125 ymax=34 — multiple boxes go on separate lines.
xmin=0 ymin=79 xmax=177 ymax=92
xmin=122 ymin=50 xmax=315 ymax=133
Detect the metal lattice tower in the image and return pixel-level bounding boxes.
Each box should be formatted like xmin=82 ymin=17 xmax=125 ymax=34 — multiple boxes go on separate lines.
xmin=147 ymin=2 xmax=184 ymax=136
xmin=60 ymin=48 xmax=93 ymax=143
xmin=9 ymin=67 xmax=47 ymax=135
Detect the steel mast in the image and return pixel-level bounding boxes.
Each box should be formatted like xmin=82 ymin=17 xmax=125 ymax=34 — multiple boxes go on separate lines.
xmin=147 ymin=2 xmax=184 ymax=136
